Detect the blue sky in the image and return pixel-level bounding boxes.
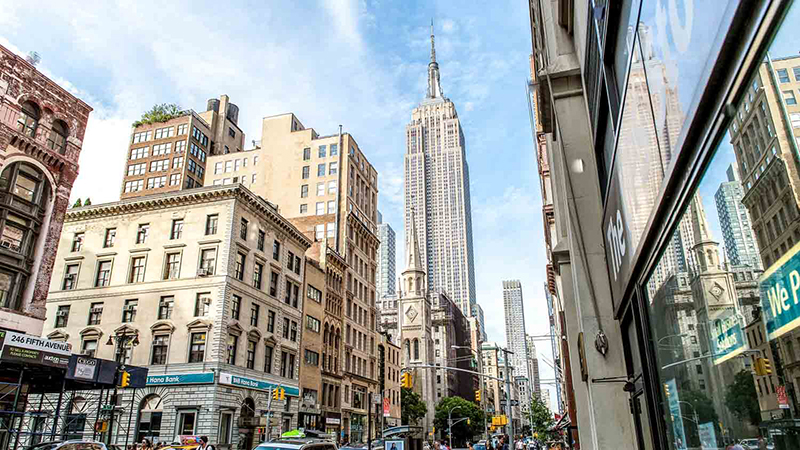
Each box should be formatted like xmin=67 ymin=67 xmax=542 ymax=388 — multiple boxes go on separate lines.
xmin=0 ymin=0 xmax=556 ymax=403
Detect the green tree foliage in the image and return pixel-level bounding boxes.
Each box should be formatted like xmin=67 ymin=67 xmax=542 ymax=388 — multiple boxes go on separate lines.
xmin=72 ymin=198 xmax=82 ymax=208
xmin=725 ymin=369 xmax=761 ymax=426
xmin=434 ymin=396 xmax=485 ymax=446
xmin=524 ymin=396 xmax=554 ymax=441
xmin=133 ymin=103 xmax=182 ymax=127
xmin=83 ymin=197 xmax=92 ymax=206
xmin=401 ymin=387 xmax=427 ymax=426
xmin=679 ymin=388 xmax=720 ymax=447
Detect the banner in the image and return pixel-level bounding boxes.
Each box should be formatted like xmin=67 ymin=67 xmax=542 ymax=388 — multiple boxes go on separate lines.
xmin=760 ymin=243 xmax=800 ymax=339
xmin=697 ymin=422 xmax=717 ymax=449
xmin=147 ymin=372 xmax=214 ymax=386
xmin=665 ymin=378 xmax=687 ymax=450
xmin=383 ymin=397 xmax=390 ymax=417
xmin=708 ymin=308 xmax=746 ymax=365
xmin=219 ymin=372 xmax=300 ymax=396
xmin=0 ymin=330 xmax=71 ymax=368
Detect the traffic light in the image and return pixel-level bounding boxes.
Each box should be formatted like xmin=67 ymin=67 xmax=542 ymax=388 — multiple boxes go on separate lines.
xmin=475 ymin=390 xmax=481 ymax=402
xmin=467 ymin=418 xmax=471 ymax=426
xmin=119 ymin=371 xmax=130 ymax=388
xmin=273 ymin=388 xmax=282 ymax=400
xmin=401 ymin=372 xmax=413 ymax=388
xmin=755 ymin=358 xmax=773 ymax=376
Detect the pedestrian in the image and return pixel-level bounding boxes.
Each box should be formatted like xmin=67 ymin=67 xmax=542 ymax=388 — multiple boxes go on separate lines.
xmin=199 ymin=436 xmax=216 ymax=450
xmin=758 ymin=436 xmax=768 ymax=450
xmin=141 ymin=438 xmax=152 ymax=450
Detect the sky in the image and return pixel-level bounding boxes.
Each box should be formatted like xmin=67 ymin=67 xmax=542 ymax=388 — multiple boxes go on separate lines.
xmin=0 ymin=0 xmax=557 ymax=405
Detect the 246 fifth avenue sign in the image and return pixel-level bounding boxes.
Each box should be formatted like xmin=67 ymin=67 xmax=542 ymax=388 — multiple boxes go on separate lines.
xmin=760 ymin=243 xmax=800 ymax=340
xmin=0 ymin=330 xmax=71 ymax=368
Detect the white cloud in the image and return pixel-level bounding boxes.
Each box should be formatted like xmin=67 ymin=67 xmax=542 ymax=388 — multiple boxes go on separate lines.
xmin=441 ymin=19 xmax=457 ymax=33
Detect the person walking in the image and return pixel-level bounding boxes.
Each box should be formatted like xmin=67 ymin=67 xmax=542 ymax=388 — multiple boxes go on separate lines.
xmin=198 ymin=436 xmax=216 ymax=450
xmin=140 ymin=438 xmax=153 ymax=450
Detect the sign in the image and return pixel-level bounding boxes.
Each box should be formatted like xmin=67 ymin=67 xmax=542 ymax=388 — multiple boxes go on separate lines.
xmin=0 ymin=331 xmax=71 ymax=368
xmin=383 ymin=398 xmax=390 ymax=417
xmin=697 ymin=422 xmax=717 ymax=449
xmin=72 ymin=356 xmax=98 ymax=381
xmin=386 ymin=440 xmax=404 ymax=450
xmin=777 ymin=385 xmax=790 ymax=409
xmin=708 ymin=308 xmax=746 ymax=365
xmin=664 ymin=379 xmax=687 ymax=450
xmin=373 ymin=393 xmax=383 ymax=405
xmin=219 ymin=372 xmax=300 ymax=396
xmin=147 ymin=372 xmax=214 ymax=386
xmin=603 ymin=172 xmax=633 ymax=309
xmin=760 ymin=244 xmax=800 ymax=340
xmin=327 ymin=418 xmax=341 ymax=425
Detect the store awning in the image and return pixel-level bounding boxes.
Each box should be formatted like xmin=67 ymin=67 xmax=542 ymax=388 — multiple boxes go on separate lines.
xmin=548 ymin=414 xmax=571 ymax=432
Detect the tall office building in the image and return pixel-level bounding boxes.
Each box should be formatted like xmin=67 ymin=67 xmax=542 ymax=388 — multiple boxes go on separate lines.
xmin=377 ymin=211 xmax=397 ymax=298
xmin=503 ymin=280 xmax=529 ymax=379
xmin=404 ymin=23 xmax=477 ymax=317
xmin=715 ymin=164 xmax=762 ymax=269
xmin=526 ymin=335 xmax=541 ymax=398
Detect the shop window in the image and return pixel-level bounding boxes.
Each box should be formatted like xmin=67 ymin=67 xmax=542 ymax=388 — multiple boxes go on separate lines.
xmin=176 ymin=409 xmax=197 ymax=436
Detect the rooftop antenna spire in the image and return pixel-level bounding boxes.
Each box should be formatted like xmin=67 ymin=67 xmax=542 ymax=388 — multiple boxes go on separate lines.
xmin=430 ymin=19 xmax=436 ymax=63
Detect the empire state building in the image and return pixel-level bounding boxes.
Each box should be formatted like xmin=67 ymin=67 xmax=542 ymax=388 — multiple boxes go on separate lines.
xmin=404 ymin=23 xmax=477 ymax=316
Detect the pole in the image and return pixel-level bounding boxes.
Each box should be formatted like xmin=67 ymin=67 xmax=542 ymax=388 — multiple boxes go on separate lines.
xmin=108 ymin=385 xmax=118 ymax=445
xmin=448 ymin=405 xmax=460 ymax=449
xmin=50 ymin=377 xmax=66 ymax=440
xmin=93 ymin=387 xmax=104 ymax=441
xmin=266 ymin=386 xmax=276 ymax=442
xmin=124 ymin=388 xmax=136 ymax=449
xmin=368 ymin=395 xmax=373 ymax=450
xmin=503 ymin=350 xmax=514 ymax=450
xmin=11 ymin=368 xmax=24 ymax=450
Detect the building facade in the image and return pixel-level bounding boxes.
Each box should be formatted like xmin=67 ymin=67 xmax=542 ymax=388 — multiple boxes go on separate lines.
xmin=42 ymin=185 xmax=311 ymax=448
xmin=299 ymin=243 xmax=327 ymax=431
xmin=404 ymin=25 xmax=477 ymax=318
xmin=0 ymin=45 xmax=92 ymax=335
xmin=379 ymin=332 xmax=402 ymax=428
xmin=377 ymin=211 xmax=396 ymax=299
xmin=528 ymin=0 xmax=800 ymax=447
xmin=525 ymin=336 xmax=541 ymax=400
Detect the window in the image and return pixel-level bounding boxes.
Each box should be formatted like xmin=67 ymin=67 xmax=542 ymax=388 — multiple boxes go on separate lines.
xmin=124 ymin=179 xmax=144 ymax=193
xmin=175 ymin=140 xmax=187 ymax=153
xmin=151 ymin=335 xmax=168 ymax=365
xmin=328 ymin=180 xmax=336 ymax=194
xmin=307 ymin=285 xmax=322 ymax=302
xmin=176 ymin=124 xmax=188 ymax=135
xmin=47 ymin=120 xmax=68 ymax=154
xmin=225 ymin=161 xmax=233 ymax=173
xmin=281 ymin=351 xmax=296 ymax=378
xmin=146 ymin=176 xmax=167 ymax=189
xmin=317 ymin=183 xmax=325 ymax=196
xmin=95 ymin=261 xmax=112 ymax=287
xmin=264 ymin=345 xmax=274 ymax=373
xmin=71 ymin=233 xmax=84 ymax=252
xmin=285 ymin=281 xmax=299 ymax=308
xmin=318 ymin=164 xmax=326 ymax=177
xmin=250 ymin=303 xmax=260 ymax=326
xmin=301 ymin=184 xmax=308 ymax=198
xmin=306 ymin=315 xmax=321 ymax=333
xmin=104 ymin=228 xmax=116 ymax=248
xmin=88 ymin=302 xmax=103 ymax=325
xmin=316 ymin=202 xmax=325 ymax=215
xmin=136 ymin=224 xmax=149 ymax=244
xmin=268 ymin=310 xmax=276 ymax=333
xmin=127 ymin=163 xmax=146 ymax=176
xmin=266 ymin=273 xmax=278 ymax=299
xmin=283 ymin=318 xmax=290 ymax=339
xmin=189 ymin=332 xmax=206 ymax=362
xmin=327 ymin=201 xmax=335 ymax=214
xmin=154 ymin=126 xmax=174 ymax=139
xmin=246 ymin=340 xmax=256 ymax=369
xmin=149 ymin=159 xmax=169 ymax=172
xmin=17 ymin=101 xmax=39 ymax=136
xmin=131 ymin=130 xmax=151 ymax=144
xmin=257 ymin=230 xmax=265 ymax=251
xmin=63 ymin=264 xmax=79 ymax=290
xmin=287 ymin=251 xmax=295 ymax=272
xmin=177 ymin=410 xmax=197 ymax=436
xmin=164 ymin=252 xmax=181 ymax=279
xmin=55 ymin=305 xmax=70 ymax=327
xmin=200 ymin=248 xmax=216 ymax=275
xmin=169 ymin=173 xmax=181 ymax=186
xmin=300 ymin=204 xmax=307 ymax=214
xmin=228 ymin=127 xmax=236 ymax=138
xmin=152 ymin=143 xmax=171 ymax=156
xmin=81 ymin=338 xmax=97 ymax=357
xmin=330 ymin=144 xmax=338 ymax=156
xmin=253 ymin=262 xmax=264 ymax=289
xmin=305 ymin=349 xmax=320 ymax=366
xmin=122 ymin=299 xmax=137 ymax=322
xmin=319 ymin=145 xmax=326 ymax=158
xmin=302 ymin=166 xmax=310 ymax=179
xmin=303 ymin=148 xmax=311 ymax=160
xmin=171 ymin=219 xmax=184 ymax=240
xmin=194 ymin=293 xmax=211 ymax=316
xmin=235 ymin=252 xmax=246 ymax=281
xmin=226 ymin=335 xmax=238 ymax=365
xmin=315 ymin=224 xmax=324 ymax=241
xmin=158 ymin=296 xmax=174 ymax=320
xmin=779 ymin=68 xmax=790 ymax=83
xmin=327 ymin=222 xmax=335 ymax=239
xmin=129 ymin=256 xmax=146 ymax=283
xmin=240 ymin=218 xmax=248 ymax=240
xmin=784 ymin=90 xmax=797 ymax=105
xmin=189 ymin=143 xmax=206 ymax=162
xmin=272 ymin=240 xmax=281 ymax=261
xmin=205 ymin=214 xmax=218 ymax=235
xmin=294 ymin=256 xmax=301 ymax=275
xmin=329 ymin=162 xmax=338 ymax=175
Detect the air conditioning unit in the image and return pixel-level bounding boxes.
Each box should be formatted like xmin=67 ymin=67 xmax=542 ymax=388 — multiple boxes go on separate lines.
xmin=56 ymin=310 xmax=68 ymax=317
xmin=65 ymin=274 xmax=75 ymax=280
xmin=197 ymin=268 xmax=208 ymax=277
xmin=90 ymin=308 xmax=103 ymax=313
xmin=124 ymin=305 xmax=135 ymax=311
xmin=203 ymin=298 xmax=212 ymax=305
xmin=0 ymin=241 xmax=10 ymax=248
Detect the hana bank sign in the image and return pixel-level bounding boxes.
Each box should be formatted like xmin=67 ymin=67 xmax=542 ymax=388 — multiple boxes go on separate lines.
xmin=760 ymin=244 xmax=800 ymax=340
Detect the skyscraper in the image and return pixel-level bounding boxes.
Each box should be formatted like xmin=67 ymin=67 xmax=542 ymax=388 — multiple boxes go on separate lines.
xmin=405 ymin=23 xmax=477 ymax=317
xmin=526 ymin=335 xmax=541 ymax=398
xmin=714 ymin=163 xmax=762 ymax=269
xmin=503 ymin=280 xmax=529 ymax=379
xmin=377 ymin=211 xmax=397 ymax=298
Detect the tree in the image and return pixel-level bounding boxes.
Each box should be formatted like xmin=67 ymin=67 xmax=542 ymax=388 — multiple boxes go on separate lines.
xmin=725 ymin=369 xmax=761 ymax=426
xmin=679 ymin=388 xmax=720 ymax=447
xmin=72 ymin=198 xmax=82 ymax=208
xmin=524 ymin=396 xmax=554 ymax=441
xmin=83 ymin=197 xmax=92 ymax=206
xmin=133 ymin=103 xmax=183 ymax=127
xmin=402 ymin=387 xmax=427 ymax=426
xmin=434 ymin=396 xmax=485 ymax=446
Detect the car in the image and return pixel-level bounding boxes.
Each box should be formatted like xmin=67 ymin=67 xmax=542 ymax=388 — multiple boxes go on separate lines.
xmin=473 ymin=443 xmax=487 ymax=450
xmin=738 ymin=438 xmax=774 ymax=450
xmin=24 ymin=441 xmax=108 ymax=450
xmin=253 ymin=438 xmax=338 ymax=450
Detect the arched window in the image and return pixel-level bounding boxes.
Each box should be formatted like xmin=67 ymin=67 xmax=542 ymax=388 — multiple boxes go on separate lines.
xmin=47 ymin=120 xmax=68 ymax=154
xmin=16 ymin=101 xmax=40 ymax=137
xmin=335 ymin=328 xmax=340 ymax=348
xmin=323 ymin=324 xmax=329 ymax=345
xmin=137 ymin=395 xmax=163 ymax=442
xmin=405 ymin=340 xmax=411 ymax=361
xmin=413 ymin=339 xmax=420 ymax=360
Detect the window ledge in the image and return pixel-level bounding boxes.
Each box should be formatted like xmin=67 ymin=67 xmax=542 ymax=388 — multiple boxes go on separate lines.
xmin=129 ymin=248 xmax=150 ymax=254
xmin=64 ymin=255 xmax=85 ymax=261
xmin=198 ymin=239 xmax=222 ymax=245
xmin=164 ymin=243 xmax=186 ymax=249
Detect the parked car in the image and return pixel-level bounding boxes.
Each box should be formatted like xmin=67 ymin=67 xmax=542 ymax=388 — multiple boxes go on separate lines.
xmin=24 ymin=441 xmax=108 ymax=450
xmin=253 ymin=438 xmax=338 ymax=450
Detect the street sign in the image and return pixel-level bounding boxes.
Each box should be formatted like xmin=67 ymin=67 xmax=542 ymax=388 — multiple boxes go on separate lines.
xmin=373 ymin=393 xmax=382 ymax=404
xmin=383 ymin=398 xmax=390 ymax=417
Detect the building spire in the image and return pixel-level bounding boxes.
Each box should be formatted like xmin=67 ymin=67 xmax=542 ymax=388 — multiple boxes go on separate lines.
xmin=426 ymin=19 xmax=442 ymax=99
xmin=406 ymin=207 xmax=423 ymax=272
xmin=403 ymin=207 xmax=426 ymax=296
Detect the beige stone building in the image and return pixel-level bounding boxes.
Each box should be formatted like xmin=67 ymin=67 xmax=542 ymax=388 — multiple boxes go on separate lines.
xmin=120 ymin=95 xmax=244 ymax=200
xmin=380 ymin=332 xmax=402 ymax=427
xmin=208 ymin=112 xmax=381 ymax=443
xmin=42 ymin=184 xmax=311 ymax=448
xmin=299 ymin=242 xmax=326 ymax=431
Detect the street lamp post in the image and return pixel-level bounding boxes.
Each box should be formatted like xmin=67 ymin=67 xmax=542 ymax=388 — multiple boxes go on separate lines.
xmin=448 ymin=405 xmax=462 ymax=449
xmin=105 ymin=331 xmax=139 ymax=446
xmin=452 ymin=344 xmax=485 ymax=441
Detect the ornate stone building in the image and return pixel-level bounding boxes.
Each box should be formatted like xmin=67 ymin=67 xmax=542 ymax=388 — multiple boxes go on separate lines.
xmin=0 ymin=44 xmax=92 ymax=335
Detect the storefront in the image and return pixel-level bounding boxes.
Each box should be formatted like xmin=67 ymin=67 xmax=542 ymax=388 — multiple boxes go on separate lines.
xmin=324 ymin=413 xmax=342 ymax=441
xmin=590 ymin=0 xmax=800 ymax=448
xmin=350 ymin=413 xmax=365 ymax=444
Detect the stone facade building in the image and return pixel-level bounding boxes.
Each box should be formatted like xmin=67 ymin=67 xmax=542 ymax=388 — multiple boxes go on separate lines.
xmin=0 ymin=45 xmax=92 ymax=335
xmin=379 ymin=332 xmax=402 ymax=427
xmin=298 ymin=243 xmax=327 ymax=431
xmin=41 ymin=185 xmax=311 ymax=448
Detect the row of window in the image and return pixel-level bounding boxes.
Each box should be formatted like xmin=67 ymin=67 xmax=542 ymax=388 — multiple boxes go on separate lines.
xmin=132 ymin=124 xmax=189 ymax=144
xmin=17 ymin=101 xmax=69 ymax=154
xmin=302 ymin=144 xmax=339 ymax=161
xmin=129 ymin=140 xmax=189 ymax=161
xmin=71 ymin=217 xmax=208 ymax=253
xmin=124 ymin=174 xmax=182 ymax=193
xmin=192 ymin=126 xmax=209 ymax=148
xmin=213 ymin=157 xmax=258 ymax=175
xmin=55 ymin=292 xmax=208 ymax=328
xmin=300 ymin=163 xmax=338 ymax=179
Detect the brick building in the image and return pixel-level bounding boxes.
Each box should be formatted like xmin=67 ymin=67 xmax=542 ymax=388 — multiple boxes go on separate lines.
xmin=0 ymin=44 xmax=92 ymax=335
